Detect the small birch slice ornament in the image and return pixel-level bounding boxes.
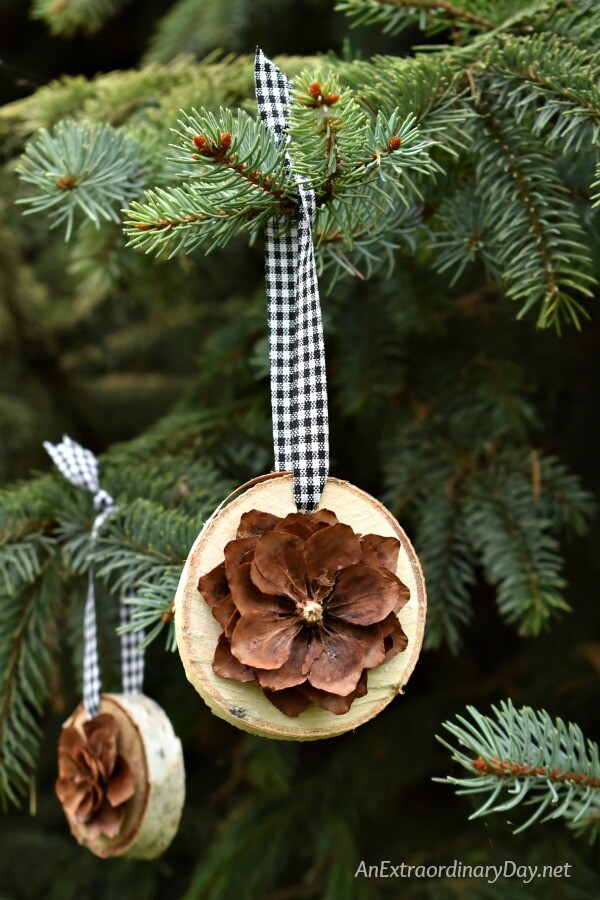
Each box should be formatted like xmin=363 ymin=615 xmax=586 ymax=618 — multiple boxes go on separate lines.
xmin=57 ymin=694 xmax=185 ymax=859
xmin=175 ymin=473 xmax=426 ymax=740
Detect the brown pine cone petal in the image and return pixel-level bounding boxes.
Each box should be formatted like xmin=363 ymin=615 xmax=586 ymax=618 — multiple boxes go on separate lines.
xmin=262 ymin=686 xmax=311 ymax=717
xmin=303 ymin=524 xmax=362 ymax=601
xmin=390 ymin=574 xmax=411 ymax=612
xmin=105 ymin=755 xmax=136 ymax=808
xmin=224 ymin=537 xmax=258 ymax=581
xmin=198 ymin=563 xmax=229 ymax=609
xmin=360 ymin=534 xmax=401 ymax=572
xmin=274 ymin=512 xmax=320 ymax=539
xmin=57 ymin=751 xmax=83 ymax=784
xmin=251 ymin=531 xmax=307 ymax=602
xmin=85 ymin=800 xmax=126 ymax=840
xmin=74 ymin=785 xmax=100 ymax=822
xmin=84 ymin=715 xmax=118 ymax=777
xmin=326 ymin=564 xmax=401 ymax=626
xmin=308 ymin=509 xmax=340 ymax=528
xmin=380 ymin=612 xmax=409 ymax=660
xmin=236 ymin=509 xmax=282 ymax=539
xmin=254 ymin=631 xmax=312 ymax=690
xmin=213 ymin=632 xmax=255 ymax=682
xmin=329 ymin=619 xmax=386 ymax=669
xmin=229 ymin=563 xmax=295 ymax=617
xmin=300 ymin=670 xmax=368 ymax=714
xmin=230 ymin=613 xmax=301 ymax=670
xmin=210 ymin=591 xmax=236 ymax=632
xmin=307 ymin=631 xmax=365 ymax=695
xmin=57 ymin=726 xmax=86 ymax=764
xmin=55 ymin=777 xmax=86 ymax=817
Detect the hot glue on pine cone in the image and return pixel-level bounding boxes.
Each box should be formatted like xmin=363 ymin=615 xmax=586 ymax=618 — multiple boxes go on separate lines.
xmin=198 ymin=509 xmax=410 ymax=717
xmin=56 ymin=713 xmax=136 ymax=840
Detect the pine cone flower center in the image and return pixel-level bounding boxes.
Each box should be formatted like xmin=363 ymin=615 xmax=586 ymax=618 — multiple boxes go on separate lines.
xmin=199 ymin=508 xmax=411 ymax=718
xmin=298 ymin=598 xmax=324 ymax=624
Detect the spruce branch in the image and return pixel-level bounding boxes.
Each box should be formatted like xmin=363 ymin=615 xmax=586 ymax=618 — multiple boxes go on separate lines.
xmin=0 ymin=536 xmax=55 ymax=595
xmin=126 ymin=95 xmax=437 ymax=258
xmin=143 ymin=0 xmax=254 ymax=64
xmin=120 ymin=570 xmax=180 ymax=651
xmin=464 ymin=470 xmax=570 ymax=636
xmin=417 ymin=490 xmax=476 ymax=653
xmin=474 ymin=114 xmax=595 ymax=330
xmin=483 ymin=34 xmax=600 ymax=151
xmin=539 ymin=0 xmax=600 ymax=50
xmin=171 ymin=107 xmax=291 ymax=203
xmin=124 ymin=183 xmax=273 ymax=257
xmin=64 ymin=499 xmax=199 ymax=650
xmin=430 ymin=188 xmax=499 ymax=285
xmin=437 ymin=700 xmax=600 ymax=839
xmin=335 ymin=0 xmax=501 ymax=36
xmin=32 ymin=0 xmax=133 ymax=37
xmin=287 ymin=69 xmax=370 ymax=192
xmin=125 ymin=106 xmax=294 ymax=256
xmin=315 ymin=201 xmax=422 ymax=286
xmin=592 ymin=161 xmax=600 ymax=208
xmin=17 ymin=121 xmax=147 ymax=240
xmin=0 ymin=476 xmax=73 ymax=544
xmin=383 ymin=364 xmax=594 ymax=648
xmin=0 ymin=554 xmax=59 ymax=808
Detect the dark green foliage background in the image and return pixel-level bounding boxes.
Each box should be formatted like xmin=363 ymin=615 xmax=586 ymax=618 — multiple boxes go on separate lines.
xmin=0 ymin=2 xmax=599 ymax=898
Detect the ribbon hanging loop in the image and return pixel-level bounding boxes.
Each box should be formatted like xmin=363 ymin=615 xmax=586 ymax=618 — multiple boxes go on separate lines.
xmin=44 ymin=435 xmax=144 ymax=717
xmin=255 ymin=49 xmax=329 ymax=513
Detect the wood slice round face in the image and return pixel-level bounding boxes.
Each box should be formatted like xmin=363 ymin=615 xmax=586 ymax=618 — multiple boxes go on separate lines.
xmin=61 ymin=694 xmax=150 ymax=858
xmin=175 ymin=474 xmax=427 ymax=740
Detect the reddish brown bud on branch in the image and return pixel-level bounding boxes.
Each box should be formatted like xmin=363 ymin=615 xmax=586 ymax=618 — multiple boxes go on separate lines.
xmin=192 ymin=135 xmax=207 ymax=151
xmin=162 ymin=601 xmax=175 ymax=623
xmin=324 ymin=93 xmax=340 ymax=106
xmin=220 ymin=132 xmax=232 ymax=152
xmin=308 ymin=81 xmax=322 ymax=99
xmin=56 ymin=175 xmax=78 ymax=191
xmin=388 ymin=136 xmax=402 ymax=151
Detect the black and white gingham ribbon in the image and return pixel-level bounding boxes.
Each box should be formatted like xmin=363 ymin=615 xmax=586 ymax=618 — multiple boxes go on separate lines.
xmin=44 ymin=435 xmax=144 ymax=717
xmin=255 ymin=49 xmax=329 ymax=512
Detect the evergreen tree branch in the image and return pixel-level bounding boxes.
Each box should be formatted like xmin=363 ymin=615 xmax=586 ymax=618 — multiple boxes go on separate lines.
xmin=437 ymin=700 xmax=600 ymax=839
xmin=464 ymin=469 xmax=570 ymax=636
xmin=143 ymin=0 xmax=255 ymax=64
xmin=483 ymin=34 xmax=600 ymax=151
xmin=417 ymin=489 xmax=476 ymax=653
xmin=336 ymin=0 xmax=502 ymax=36
xmin=0 ymin=553 xmax=60 ymax=808
xmin=383 ymin=360 xmax=594 ymax=647
xmin=474 ymin=113 xmax=595 ymax=329
xmin=32 ymin=0 xmax=133 ymax=37
xmin=17 ymin=121 xmax=148 ymax=239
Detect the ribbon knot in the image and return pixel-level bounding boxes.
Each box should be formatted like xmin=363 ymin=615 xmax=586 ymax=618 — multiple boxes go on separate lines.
xmin=255 ymin=49 xmax=329 ymax=513
xmin=44 ymin=435 xmax=144 ymax=717
xmin=93 ymin=488 xmax=114 ymax=513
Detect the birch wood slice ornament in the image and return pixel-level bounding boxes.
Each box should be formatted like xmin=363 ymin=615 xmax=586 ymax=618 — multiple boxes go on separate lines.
xmin=58 ymin=694 xmax=185 ymax=859
xmin=175 ymin=473 xmax=426 ymax=740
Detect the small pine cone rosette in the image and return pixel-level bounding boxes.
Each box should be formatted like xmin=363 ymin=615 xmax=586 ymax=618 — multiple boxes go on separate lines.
xmin=56 ymin=694 xmax=185 ymax=859
xmin=199 ymin=509 xmax=410 ymax=717
xmin=175 ymin=474 xmax=427 ymax=740
xmin=56 ymin=713 xmax=135 ymax=841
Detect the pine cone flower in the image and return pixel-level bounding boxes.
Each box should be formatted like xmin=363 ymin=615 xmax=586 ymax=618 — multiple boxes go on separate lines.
xmin=199 ymin=509 xmax=410 ymax=717
xmin=56 ymin=713 xmax=136 ymax=840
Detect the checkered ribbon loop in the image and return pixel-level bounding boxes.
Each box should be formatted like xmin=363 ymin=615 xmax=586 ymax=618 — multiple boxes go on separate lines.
xmin=255 ymin=48 xmax=329 ymax=513
xmin=44 ymin=436 xmax=144 ymax=717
